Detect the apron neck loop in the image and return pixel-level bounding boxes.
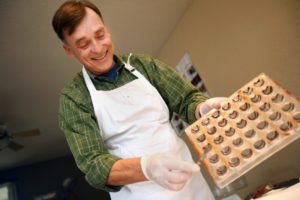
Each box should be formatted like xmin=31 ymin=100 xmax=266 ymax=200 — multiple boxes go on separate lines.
xmin=127 ymin=53 xmax=132 ymax=64
xmin=124 ymin=53 xmax=135 ymax=72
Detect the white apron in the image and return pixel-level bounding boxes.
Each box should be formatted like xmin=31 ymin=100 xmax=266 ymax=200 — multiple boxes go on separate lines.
xmin=82 ymin=54 xmax=215 ymax=200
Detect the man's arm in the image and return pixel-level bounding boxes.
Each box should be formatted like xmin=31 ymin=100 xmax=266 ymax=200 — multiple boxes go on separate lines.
xmin=107 ymin=154 xmax=200 ymax=191
xmin=106 ymin=158 xmax=147 ymax=185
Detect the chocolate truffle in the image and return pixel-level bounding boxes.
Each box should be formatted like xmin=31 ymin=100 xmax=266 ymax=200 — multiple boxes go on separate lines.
xmin=253 ymin=79 xmax=264 ymax=87
xmin=240 ymin=103 xmax=250 ymax=111
xmin=203 ymin=143 xmax=212 ymax=153
xmin=237 ymin=119 xmax=247 ymax=129
xmin=257 ymin=121 xmax=268 ymax=130
xmin=267 ymin=131 xmax=279 ymax=141
xmin=216 ymin=165 xmax=227 ymax=176
xmin=271 ymin=93 xmax=284 ymax=103
xmin=218 ymin=118 xmax=228 ymax=127
xmin=269 ymin=112 xmax=281 ymax=121
xmin=293 ymin=113 xmax=300 ymax=122
xmin=280 ymin=121 xmax=293 ymax=131
xmin=259 ymin=103 xmax=271 ymax=112
xmin=282 ymin=102 xmax=295 ymax=112
xmin=254 ymin=140 xmax=266 ymax=150
xmin=207 ymin=126 xmax=217 ymax=135
xmin=197 ymin=134 xmax=206 ymax=143
xmin=241 ymin=148 xmax=253 ymax=158
xmin=191 ymin=124 xmax=200 ymax=133
xmin=248 ymin=111 xmax=259 ymax=120
xmin=222 ymin=102 xmax=231 ymax=111
xmin=233 ymin=138 xmax=243 ymax=147
xmin=225 ymin=127 xmax=235 ymax=137
xmin=221 ymin=146 xmax=232 ymax=155
xmin=233 ymin=95 xmax=242 ymax=102
xmin=214 ymin=135 xmax=224 ymax=145
xmin=262 ymin=86 xmax=273 ymax=95
xmin=244 ymin=129 xmax=256 ymax=138
xmin=201 ymin=118 xmax=210 ymax=126
xmin=243 ymin=87 xmax=253 ymax=95
xmin=229 ymin=157 xmax=240 ymax=167
xmin=212 ymin=110 xmax=220 ymax=118
xmin=209 ymin=154 xmax=219 ymax=164
xmin=229 ymin=111 xmax=239 ymax=119
xmin=251 ymin=94 xmax=262 ymax=103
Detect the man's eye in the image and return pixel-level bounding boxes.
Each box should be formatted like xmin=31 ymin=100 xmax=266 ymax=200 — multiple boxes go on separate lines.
xmin=79 ymin=42 xmax=89 ymax=49
xmin=96 ymin=33 xmax=105 ymax=39
xmin=96 ymin=35 xmax=103 ymax=40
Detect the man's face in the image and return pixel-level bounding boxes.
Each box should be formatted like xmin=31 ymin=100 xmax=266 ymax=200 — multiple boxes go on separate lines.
xmin=63 ymin=8 xmax=114 ymax=75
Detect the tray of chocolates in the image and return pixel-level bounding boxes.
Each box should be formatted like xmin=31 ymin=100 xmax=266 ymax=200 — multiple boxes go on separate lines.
xmin=186 ymin=73 xmax=300 ymax=188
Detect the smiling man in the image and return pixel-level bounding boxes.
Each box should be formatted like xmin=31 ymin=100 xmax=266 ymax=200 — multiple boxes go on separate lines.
xmin=61 ymin=6 xmax=114 ymax=75
xmin=52 ymin=1 xmax=220 ymax=200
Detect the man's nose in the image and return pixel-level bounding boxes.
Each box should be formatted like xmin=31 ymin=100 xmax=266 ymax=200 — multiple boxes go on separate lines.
xmin=90 ymin=40 xmax=101 ymax=53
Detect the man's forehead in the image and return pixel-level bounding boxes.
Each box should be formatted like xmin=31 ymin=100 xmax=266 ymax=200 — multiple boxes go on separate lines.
xmin=64 ymin=8 xmax=106 ymax=43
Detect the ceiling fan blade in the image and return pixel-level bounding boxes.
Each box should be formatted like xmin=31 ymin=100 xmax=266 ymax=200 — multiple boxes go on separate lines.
xmin=11 ymin=128 xmax=40 ymax=138
xmin=8 ymin=141 xmax=24 ymax=151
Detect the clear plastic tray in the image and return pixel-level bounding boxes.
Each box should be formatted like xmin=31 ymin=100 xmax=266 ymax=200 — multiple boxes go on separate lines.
xmin=186 ymin=73 xmax=300 ymax=188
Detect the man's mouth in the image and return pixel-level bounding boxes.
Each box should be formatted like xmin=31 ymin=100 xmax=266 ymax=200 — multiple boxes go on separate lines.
xmin=92 ymin=50 xmax=108 ymax=61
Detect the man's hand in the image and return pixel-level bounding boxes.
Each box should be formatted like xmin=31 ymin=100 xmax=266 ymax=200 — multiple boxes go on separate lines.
xmin=140 ymin=153 xmax=199 ymax=191
xmin=199 ymin=97 xmax=228 ymax=117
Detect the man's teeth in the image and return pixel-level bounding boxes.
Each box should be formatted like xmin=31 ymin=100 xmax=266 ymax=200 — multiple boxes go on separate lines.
xmin=93 ymin=56 xmax=104 ymax=60
xmin=92 ymin=53 xmax=106 ymax=60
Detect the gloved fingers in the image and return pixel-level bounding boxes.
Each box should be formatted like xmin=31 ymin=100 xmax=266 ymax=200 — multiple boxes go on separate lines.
xmin=206 ymin=97 xmax=227 ymax=108
xmin=164 ymin=159 xmax=200 ymax=173
xmin=200 ymin=97 xmax=228 ymax=116
xmin=199 ymin=104 xmax=213 ymax=117
xmin=165 ymin=182 xmax=186 ymax=191
xmin=211 ymin=102 xmax=221 ymax=109
xmin=159 ymin=178 xmax=187 ymax=191
xmin=164 ymin=170 xmax=191 ymax=184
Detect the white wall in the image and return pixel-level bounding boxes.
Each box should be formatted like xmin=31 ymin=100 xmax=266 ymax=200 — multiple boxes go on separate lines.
xmin=159 ymin=0 xmax=300 ymax=97
xmin=159 ymin=0 xmax=300 ymax=198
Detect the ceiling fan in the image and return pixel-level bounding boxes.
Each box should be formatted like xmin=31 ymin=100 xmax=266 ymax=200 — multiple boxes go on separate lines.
xmin=0 ymin=124 xmax=40 ymax=151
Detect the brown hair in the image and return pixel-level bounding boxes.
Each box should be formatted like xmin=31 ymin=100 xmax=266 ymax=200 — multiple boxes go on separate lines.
xmin=52 ymin=0 xmax=103 ymax=42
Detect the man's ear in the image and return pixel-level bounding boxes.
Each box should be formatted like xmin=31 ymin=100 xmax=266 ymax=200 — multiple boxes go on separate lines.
xmin=62 ymin=43 xmax=74 ymax=56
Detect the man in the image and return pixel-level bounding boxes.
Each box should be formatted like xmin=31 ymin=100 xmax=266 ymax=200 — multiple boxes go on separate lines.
xmin=52 ymin=1 xmax=223 ymax=199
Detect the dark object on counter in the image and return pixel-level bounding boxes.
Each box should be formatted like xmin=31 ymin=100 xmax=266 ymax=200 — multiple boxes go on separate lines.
xmin=244 ymin=177 xmax=300 ymax=200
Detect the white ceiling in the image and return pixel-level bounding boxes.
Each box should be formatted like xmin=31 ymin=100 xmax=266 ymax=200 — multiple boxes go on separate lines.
xmin=0 ymin=0 xmax=192 ymax=171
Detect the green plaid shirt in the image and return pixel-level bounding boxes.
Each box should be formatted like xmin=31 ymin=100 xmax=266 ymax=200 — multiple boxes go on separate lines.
xmin=58 ymin=54 xmax=208 ymax=192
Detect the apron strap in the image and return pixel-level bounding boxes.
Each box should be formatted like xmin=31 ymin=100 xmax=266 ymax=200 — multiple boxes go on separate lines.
xmin=123 ymin=53 xmax=153 ymax=83
xmin=124 ymin=53 xmax=135 ymax=72
xmin=82 ymin=67 xmax=97 ymax=92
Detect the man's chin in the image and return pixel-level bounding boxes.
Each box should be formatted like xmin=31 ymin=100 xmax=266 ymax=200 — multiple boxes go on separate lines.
xmin=96 ymin=64 xmax=114 ymax=74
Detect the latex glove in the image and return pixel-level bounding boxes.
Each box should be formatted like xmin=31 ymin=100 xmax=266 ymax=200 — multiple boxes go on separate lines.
xmin=199 ymin=97 xmax=228 ymax=117
xmin=140 ymin=153 xmax=199 ymax=191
